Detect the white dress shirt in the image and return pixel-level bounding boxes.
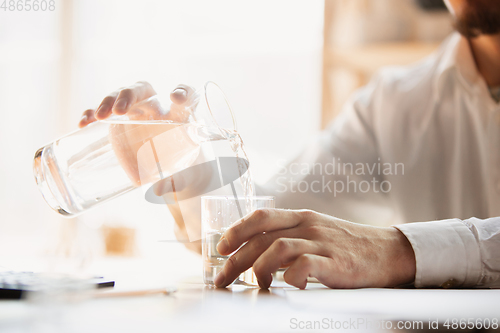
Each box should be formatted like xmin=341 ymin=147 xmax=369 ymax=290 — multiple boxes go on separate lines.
xmin=260 ymin=33 xmax=500 ymax=288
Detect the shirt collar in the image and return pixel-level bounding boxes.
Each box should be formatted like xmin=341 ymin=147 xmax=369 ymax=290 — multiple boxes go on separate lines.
xmin=434 ymin=32 xmax=499 ymax=109
xmin=435 ymin=33 xmax=481 ymax=92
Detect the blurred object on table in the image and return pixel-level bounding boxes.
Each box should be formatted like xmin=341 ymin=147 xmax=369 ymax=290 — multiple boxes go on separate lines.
xmin=102 ymin=225 xmax=137 ymax=257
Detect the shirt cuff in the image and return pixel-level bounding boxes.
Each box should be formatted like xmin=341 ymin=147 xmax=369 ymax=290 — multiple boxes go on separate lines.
xmin=394 ymin=219 xmax=482 ymax=288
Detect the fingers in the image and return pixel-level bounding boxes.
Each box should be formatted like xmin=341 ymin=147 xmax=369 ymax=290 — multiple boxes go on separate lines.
xmin=114 ymin=81 xmax=156 ymax=115
xmin=170 ymin=84 xmax=196 ymax=105
xmin=214 ymin=230 xmax=288 ymax=288
xmin=283 ymin=254 xmax=337 ymax=289
xmin=112 ymin=89 xmax=134 ymax=115
xmin=214 ymin=226 xmax=323 ymax=288
xmin=95 ymin=92 xmax=119 ymax=120
xmin=95 ymin=81 xmax=156 ymax=120
xmin=89 ymin=81 xmax=189 ymax=126
xmin=253 ymin=238 xmax=321 ymax=289
xmin=78 ymin=109 xmax=97 ymax=128
xmin=217 ymin=209 xmax=307 ymax=256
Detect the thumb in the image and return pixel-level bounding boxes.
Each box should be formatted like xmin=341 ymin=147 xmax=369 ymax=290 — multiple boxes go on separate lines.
xmin=170 ymin=84 xmax=197 ymax=106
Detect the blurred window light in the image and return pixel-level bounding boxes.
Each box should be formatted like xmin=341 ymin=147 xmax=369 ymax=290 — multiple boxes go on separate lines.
xmin=0 ymin=0 xmax=324 ymax=258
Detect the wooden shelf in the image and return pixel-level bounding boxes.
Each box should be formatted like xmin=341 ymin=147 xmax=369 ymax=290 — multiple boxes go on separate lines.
xmin=325 ymin=42 xmax=440 ymax=74
xmin=321 ymin=42 xmax=441 ymax=128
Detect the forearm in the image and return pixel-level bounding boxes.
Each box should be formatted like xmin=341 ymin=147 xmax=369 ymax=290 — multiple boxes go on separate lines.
xmin=386 ymin=227 xmax=416 ymax=286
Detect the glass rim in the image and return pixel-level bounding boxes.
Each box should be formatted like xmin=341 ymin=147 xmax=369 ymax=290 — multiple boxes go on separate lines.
xmin=204 ymin=81 xmax=237 ymax=132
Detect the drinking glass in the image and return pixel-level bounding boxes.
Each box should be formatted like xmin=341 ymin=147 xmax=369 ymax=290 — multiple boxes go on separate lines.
xmin=201 ymin=195 xmax=275 ymax=286
xmin=33 ymin=82 xmax=236 ymax=217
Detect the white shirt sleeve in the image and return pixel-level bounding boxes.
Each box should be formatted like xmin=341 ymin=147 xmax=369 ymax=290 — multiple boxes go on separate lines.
xmin=395 ymin=217 xmax=500 ymax=288
xmin=258 ymin=73 xmax=396 ymax=226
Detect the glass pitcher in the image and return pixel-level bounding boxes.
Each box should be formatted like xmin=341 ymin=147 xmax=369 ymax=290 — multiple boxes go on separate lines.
xmin=33 ymin=82 xmax=237 ymax=217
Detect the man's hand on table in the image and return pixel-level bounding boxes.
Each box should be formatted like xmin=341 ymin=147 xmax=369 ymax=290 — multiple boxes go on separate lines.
xmin=215 ymin=209 xmax=416 ymax=289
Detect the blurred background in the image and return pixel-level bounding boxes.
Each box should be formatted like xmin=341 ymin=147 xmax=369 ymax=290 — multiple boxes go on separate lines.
xmin=0 ymin=0 xmax=452 ymax=282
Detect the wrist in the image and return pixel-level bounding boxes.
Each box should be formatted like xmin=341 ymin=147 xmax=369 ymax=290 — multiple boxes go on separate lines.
xmin=386 ymin=227 xmax=416 ymax=286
